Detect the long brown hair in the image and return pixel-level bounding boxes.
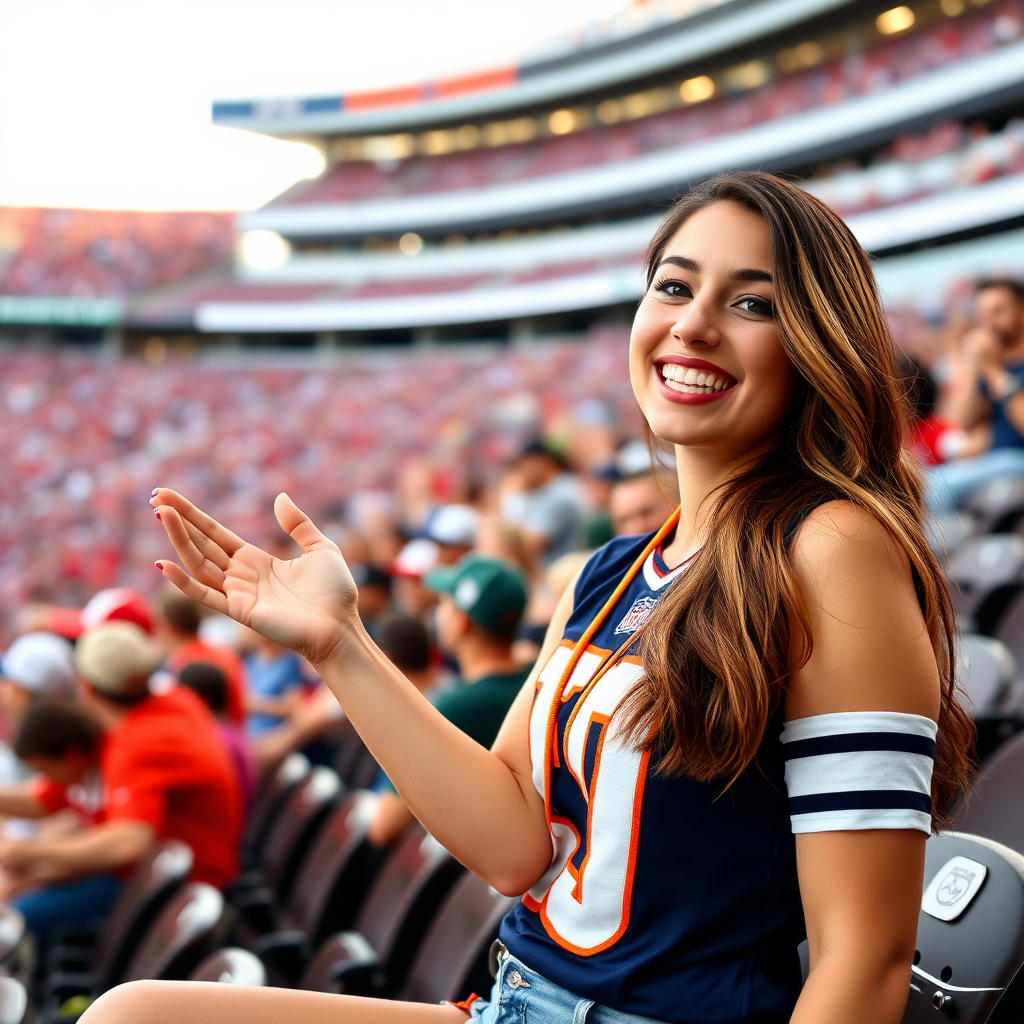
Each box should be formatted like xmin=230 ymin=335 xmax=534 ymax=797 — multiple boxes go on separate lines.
xmin=620 ymin=172 xmax=973 ymax=823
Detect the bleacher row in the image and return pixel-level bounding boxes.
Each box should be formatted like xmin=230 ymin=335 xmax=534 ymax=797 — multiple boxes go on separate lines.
xmin=277 ymin=1 xmax=1021 ymax=208
xmin=4 ymin=478 xmax=1024 ymax=1019
xmin=0 ymin=720 xmax=512 ymax=1022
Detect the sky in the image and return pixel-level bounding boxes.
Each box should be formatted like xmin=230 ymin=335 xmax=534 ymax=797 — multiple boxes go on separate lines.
xmin=0 ymin=0 xmax=627 ymax=212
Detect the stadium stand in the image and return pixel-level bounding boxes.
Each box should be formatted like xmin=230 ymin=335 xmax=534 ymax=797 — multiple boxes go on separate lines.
xmin=11 ymin=1 xmax=1024 ymax=1019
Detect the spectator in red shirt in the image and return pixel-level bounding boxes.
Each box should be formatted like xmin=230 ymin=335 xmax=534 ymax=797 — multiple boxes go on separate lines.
xmin=0 ymin=622 xmax=242 ymax=943
xmin=153 ymin=586 xmax=246 ymax=724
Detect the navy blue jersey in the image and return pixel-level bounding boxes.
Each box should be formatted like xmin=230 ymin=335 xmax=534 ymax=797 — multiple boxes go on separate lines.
xmin=500 ymin=532 xmax=805 ymax=1024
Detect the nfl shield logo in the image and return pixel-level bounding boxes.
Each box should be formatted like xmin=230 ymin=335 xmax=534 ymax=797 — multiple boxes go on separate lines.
xmin=614 ymin=596 xmax=659 ymax=635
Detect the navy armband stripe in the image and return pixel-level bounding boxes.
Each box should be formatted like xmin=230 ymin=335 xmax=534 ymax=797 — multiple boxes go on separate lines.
xmin=789 ymin=789 xmax=932 ymax=815
xmin=783 ymin=732 xmax=936 ymax=760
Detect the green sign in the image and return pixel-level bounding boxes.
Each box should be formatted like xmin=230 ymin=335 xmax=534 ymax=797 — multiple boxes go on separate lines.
xmin=0 ymin=295 xmax=123 ymax=326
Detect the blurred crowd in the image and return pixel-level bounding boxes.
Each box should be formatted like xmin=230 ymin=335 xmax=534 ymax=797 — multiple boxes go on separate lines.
xmin=0 ymin=326 xmax=640 ymax=629
xmin=2 ymin=268 xmax=1024 ymax=950
xmin=0 ymin=209 xmax=232 ymax=299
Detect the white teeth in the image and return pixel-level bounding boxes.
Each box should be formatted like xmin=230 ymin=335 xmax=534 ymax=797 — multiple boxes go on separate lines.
xmin=659 ymin=363 xmax=734 ymax=394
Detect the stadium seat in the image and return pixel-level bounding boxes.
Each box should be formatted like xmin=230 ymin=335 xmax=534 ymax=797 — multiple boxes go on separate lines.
xmin=903 ymin=832 xmax=1024 ymax=1022
xmin=963 ymin=477 xmax=1024 ymax=535
xmin=927 ymin=511 xmax=976 ymax=559
xmin=396 ymin=872 xmax=516 ymax=1005
xmin=333 ymin=724 xmax=382 ymax=791
xmin=42 ymin=884 xmax=226 ymax=1022
xmin=296 ymin=825 xmax=465 ymax=997
xmin=959 ymin=635 xmax=1015 ymax=717
xmin=43 ymin=841 xmax=193 ymax=990
xmin=121 ymin=883 xmax=226 ymax=982
xmin=0 ymin=907 xmax=24 ymax=967
xmin=241 ymin=752 xmax=311 ymax=870
xmin=0 ymin=977 xmax=27 ymax=1024
xmin=954 ymin=731 xmax=1024 ymax=857
xmin=234 ymin=790 xmax=388 ymax=985
xmin=948 ymin=535 xmax=1024 ymax=633
xmin=228 ymin=765 xmax=342 ymax=907
xmin=189 ymin=948 xmax=266 ymax=986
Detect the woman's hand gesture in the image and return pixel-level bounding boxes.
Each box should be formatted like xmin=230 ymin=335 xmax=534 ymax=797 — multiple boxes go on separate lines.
xmin=151 ymin=488 xmax=359 ymax=668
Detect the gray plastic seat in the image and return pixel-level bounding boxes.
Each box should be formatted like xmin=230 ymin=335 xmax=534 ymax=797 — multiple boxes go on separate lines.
xmin=963 ymin=476 xmax=1024 ymax=534
xmin=902 ymin=832 xmax=1024 ymax=1022
xmin=190 ymin=948 xmax=266 ymax=986
xmin=297 ymin=825 xmax=464 ymax=996
xmin=234 ymin=790 xmax=389 ymax=985
xmin=926 ymin=511 xmax=976 ymax=560
xmin=239 ymin=766 xmax=343 ymax=905
xmin=954 ymin=731 xmax=1024 ymax=857
xmin=123 ymin=883 xmax=226 ymax=982
xmin=242 ymin=752 xmax=310 ymax=866
xmin=0 ymin=977 xmax=26 ymax=1024
xmin=44 ymin=840 xmax=193 ymax=989
xmin=959 ymin=635 xmax=1016 ymax=718
xmin=399 ymin=872 xmax=516 ymax=1005
xmin=949 ymin=535 xmax=1024 ymax=633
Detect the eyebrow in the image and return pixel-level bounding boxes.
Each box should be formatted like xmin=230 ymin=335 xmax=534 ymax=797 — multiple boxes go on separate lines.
xmin=656 ymin=256 xmax=772 ymax=283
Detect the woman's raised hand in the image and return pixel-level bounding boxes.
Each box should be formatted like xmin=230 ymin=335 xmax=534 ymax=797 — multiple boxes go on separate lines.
xmin=150 ymin=488 xmax=359 ymax=667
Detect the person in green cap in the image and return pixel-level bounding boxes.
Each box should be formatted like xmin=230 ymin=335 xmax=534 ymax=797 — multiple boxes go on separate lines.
xmin=366 ymin=553 xmax=533 ymax=847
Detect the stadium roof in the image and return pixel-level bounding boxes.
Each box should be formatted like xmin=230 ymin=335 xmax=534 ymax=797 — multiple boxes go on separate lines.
xmin=212 ymin=0 xmax=855 ymax=137
xmin=242 ymin=38 xmax=1024 ymax=238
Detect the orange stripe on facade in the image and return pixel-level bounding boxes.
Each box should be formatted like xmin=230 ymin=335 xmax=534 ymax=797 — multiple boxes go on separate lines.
xmin=434 ymin=66 xmax=517 ymax=98
xmin=344 ymin=84 xmax=425 ymax=111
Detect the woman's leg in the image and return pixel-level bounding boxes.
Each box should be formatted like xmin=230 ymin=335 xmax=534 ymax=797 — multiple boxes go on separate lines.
xmin=80 ymin=981 xmax=471 ymax=1024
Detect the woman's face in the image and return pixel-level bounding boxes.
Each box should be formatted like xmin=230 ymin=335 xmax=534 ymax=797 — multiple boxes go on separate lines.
xmin=629 ymin=201 xmax=797 ymax=459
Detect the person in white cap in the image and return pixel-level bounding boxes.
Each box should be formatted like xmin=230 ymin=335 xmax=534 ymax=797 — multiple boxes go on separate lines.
xmin=424 ymin=504 xmax=480 ymax=566
xmin=0 ymin=633 xmax=77 ymax=783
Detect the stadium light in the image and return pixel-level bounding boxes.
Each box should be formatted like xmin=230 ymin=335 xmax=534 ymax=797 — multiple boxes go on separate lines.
xmin=399 ymin=232 xmax=424 ymax=256
xmin=238 ymin=230 xmax=292 ymax=271
xmin=679 ymin=76 xmax=714 ymax=103
xmin=876 ymin=6 xmax=915 ymax=34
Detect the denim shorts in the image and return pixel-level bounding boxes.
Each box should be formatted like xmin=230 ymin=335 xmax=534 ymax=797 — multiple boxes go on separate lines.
xmin=458 ymin=947 xmax=669 ymax=1024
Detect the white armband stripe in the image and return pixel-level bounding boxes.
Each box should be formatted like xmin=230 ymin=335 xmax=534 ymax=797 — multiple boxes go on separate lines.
xmin=780 ymin=712 xmax=937 ymax=835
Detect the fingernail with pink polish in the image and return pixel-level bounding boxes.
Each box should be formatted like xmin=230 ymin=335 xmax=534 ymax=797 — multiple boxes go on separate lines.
xmin=154 ymin=561 xmax=163 ymax=571
xmin=153 ymin=509 xmax=162 ymax=520
xmin=150 ymin=488 xmax=159 ymax=497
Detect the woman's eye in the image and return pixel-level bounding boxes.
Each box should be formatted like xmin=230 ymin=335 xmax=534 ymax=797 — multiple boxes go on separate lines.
xmin=737 ymin=296 xmax=773 ymax=317
xmin=654 ymin=279 xmax=690 ymax=299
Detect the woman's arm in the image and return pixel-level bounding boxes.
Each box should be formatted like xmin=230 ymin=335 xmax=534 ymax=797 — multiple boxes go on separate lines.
xmin=786 ymin=501 xmax=940 ymax=1024
xmin=152 ymin=489 xmax=575 ymax=895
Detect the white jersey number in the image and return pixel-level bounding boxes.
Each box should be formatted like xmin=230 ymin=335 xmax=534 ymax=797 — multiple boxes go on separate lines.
xmin=526 ymin=645 xmax=649 ymax=955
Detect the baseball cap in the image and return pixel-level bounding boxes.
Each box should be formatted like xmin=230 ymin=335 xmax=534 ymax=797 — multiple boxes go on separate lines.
xmin=47 ymin=588 xmax=155 ymax=640
xmin=391 ymin=539 xmax=440 ymax=580
xmin=424 ymin=505 xmax=479 ymax=548
xmin=74 ymin=622 xmax=161 ymax=698
xmin=0 ymin=632 xmax=76 ymax=696
xmin=425 ymin=554 xmax=527 ymax=632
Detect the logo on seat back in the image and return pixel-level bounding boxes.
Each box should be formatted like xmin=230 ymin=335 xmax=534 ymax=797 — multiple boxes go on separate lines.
xmin=614 ymin=596 xmax=659 ymax=635
xmin=922 ymin=855 xmax=988 ymax=922
xmin=937 ymin=865 xmax=975 ymax=907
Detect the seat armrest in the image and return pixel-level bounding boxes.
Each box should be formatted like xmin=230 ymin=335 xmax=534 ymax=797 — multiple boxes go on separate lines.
xmin=231 ymin=886 xmax=279 ymax=932
xmin=46 ymin=924 xmax=98 ymax=948
xmin=251 ymin=931 xmax=310 ymax=986
xmin=44 ymin=945 xmax=93 ymax=974
xmin=326 ymin=932 xmax=386 ymax=997
xmin=224 ymin=872 xmax=264 ymax=904
xmin=42 ymin=971 xmax=95 ymax=1005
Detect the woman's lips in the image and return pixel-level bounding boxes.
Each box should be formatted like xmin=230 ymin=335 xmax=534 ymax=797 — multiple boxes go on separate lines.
xmin=654 ymin=358 xmax=737 ymax=405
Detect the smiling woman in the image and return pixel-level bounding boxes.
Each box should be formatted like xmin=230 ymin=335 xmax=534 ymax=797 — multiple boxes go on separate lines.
xmin=82 ymin=173 xmax=973 ymax=1024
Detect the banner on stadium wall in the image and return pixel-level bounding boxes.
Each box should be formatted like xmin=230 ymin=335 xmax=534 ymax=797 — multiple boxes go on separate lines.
xmin=0 ymin=296 xmax=124 ymax=326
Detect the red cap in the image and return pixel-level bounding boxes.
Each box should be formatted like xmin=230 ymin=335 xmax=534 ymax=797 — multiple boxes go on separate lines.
xmin=46 ymin=588 xmax=155 ymax=640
